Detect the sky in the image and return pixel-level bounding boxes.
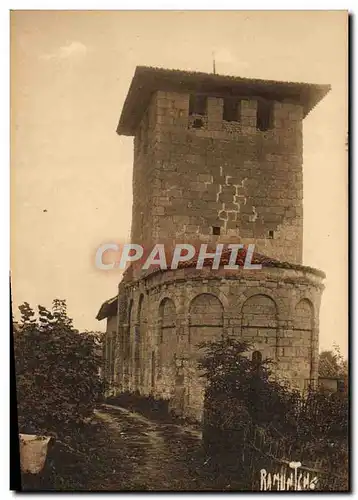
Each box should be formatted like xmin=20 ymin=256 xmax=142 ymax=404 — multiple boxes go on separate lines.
xmin=10 ymin=10 xmax=348 ymax=354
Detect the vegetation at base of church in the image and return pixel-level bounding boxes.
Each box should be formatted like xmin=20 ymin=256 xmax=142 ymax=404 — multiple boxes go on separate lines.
xmin=199 ymin=337 xmax=348 ymax=440
xmin=199 ymin=338 xmax=349 ymax=490
xmin=14 ymin=299 xmax=104 ymax=436
xmin=319 ymin=343 xmax=348 ymax=378
xmin=107 ymin=392 xmax=170 ymax=421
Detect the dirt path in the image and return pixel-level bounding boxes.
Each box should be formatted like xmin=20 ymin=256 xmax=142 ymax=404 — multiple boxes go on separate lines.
xmin=90 ymin=404 xmax=220 ymax=491
xmin=21 ymin=404 xmax=245 ymax=491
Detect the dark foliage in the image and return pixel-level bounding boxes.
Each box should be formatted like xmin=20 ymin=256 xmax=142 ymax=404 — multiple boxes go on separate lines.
xmin=106 ymin=392 xmax=201 ymax=428
xmin=319 ymin=344 xmax=348 ymax=378
xmin=107 ymin=392 xmax=170 ymax=422
xmin=20 ymin=418 xmax=118 ymax=491
xmin=198 ymin=337 xmax=299 ymax=431
xmin=14 ymin=299 xmax=105 ymax=436
xmin=198 ymin=338 xmax=349 ymax=490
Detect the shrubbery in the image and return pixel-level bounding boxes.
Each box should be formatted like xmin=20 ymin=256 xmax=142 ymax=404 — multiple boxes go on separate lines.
xmin=14 ymin=299 xmax=104 ymax=437
xmin=107 ymin=392 xmax=171 ymax=421
xmin=198 ymin=338 xmax=349 ymax=489
xmin=198 ymin=337 xmax=348 ymax=440
xmin=198 ymin=338 xmax=296 ymax=431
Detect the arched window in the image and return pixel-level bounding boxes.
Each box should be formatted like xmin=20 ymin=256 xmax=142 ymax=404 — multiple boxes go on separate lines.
xmin=252 ymin=350 xmax=262 ymax=364
xmin=111 ymin=332 xmax=116 ymax=380
xmin=121 ymin=300 xmax=133 ymax=390
xmin=294 ymin=299 xmax=314 ymax=388
xmin=134 ymin=294 xmax=144 ymax=389
xmin=159 ymin=298 xmax=176 ymax=345
xmin=189 ymin=293 xmax=224 ymax=350
xmin=241 ymin=294 xmax=278 ymax=361
xmin=125 ymin=300 xmax=133 ymax=361
xmin=158 ymin=298 xmax=176 ymax=384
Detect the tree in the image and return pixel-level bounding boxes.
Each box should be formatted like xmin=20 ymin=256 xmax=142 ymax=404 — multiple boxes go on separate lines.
xmin=198 ymin=338 xmax=348 ymax=446
xmin=319 ymin=344 xmax=348 ymax=378
xmin=14 ymin=299 xmax=104 ymax=436
xmin=197 ymin=338 xmax=298 ymax=431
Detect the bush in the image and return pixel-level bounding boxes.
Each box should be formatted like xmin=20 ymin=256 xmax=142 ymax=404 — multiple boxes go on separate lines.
xmin=107 ymin=392 xmax=171 ymax=421
xmin=198 ymin=338 xmax=298 ymax=432
xmin=198 ymin=337 xmax=349 ymax=490
xmin=14 ymin=299 xmax=105 ymax=437
xmin=198 ymin=337 xmax=348 ymax=440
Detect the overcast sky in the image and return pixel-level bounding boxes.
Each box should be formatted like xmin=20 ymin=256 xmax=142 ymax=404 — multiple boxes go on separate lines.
xmin=11 ymin=10 xmax=348 ymax=354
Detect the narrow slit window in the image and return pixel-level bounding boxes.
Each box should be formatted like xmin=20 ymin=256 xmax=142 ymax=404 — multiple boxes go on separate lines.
xmin=257 ymin=100 xmax=273 ymax=131
xmin=189 ymin=94 xmax=207 ymax=116
xmin=223 ymin=98 xmax=240 ymax=122
xmin=252 ymin=350 xmax=262 ymax=364
xmin=268 ymin=230 xmax=274 ymax=239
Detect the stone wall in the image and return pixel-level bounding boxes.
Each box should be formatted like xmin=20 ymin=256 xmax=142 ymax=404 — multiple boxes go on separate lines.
xmin=105 ymin=265 xmax=323 ymax=421
xmin=130 ymin=90 xmax=303 ymax=264
xmin=103 ymin=315 xmax=117 ymax=392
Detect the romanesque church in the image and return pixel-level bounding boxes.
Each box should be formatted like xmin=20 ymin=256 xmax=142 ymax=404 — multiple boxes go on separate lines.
xmin=97 ymin=66 xmax=329 ymax=421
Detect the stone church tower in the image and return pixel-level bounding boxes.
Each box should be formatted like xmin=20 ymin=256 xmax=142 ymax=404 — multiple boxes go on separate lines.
xmin=97 ymin=66 xmax=330 ymax=421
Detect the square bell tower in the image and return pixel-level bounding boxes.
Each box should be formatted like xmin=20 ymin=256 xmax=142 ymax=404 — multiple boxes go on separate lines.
xmin=117 ymin=66 xmax=330 ymax=264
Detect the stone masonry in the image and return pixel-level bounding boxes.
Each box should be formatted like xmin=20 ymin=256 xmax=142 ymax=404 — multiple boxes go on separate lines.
xmin=97 ymin=66 xmax=330 ymax=421
xmin=132 ymin=89 xmax=303 ymax=263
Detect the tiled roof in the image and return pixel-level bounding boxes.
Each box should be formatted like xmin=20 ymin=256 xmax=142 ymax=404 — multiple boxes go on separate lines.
xmin=123 ymin=248 xmax=326 ymax=281
xmin=97 ymin=248 xmax=325 ymax=320
xmin=117 ymin=65 xmax=331 ymax=135
xmin=96 ymin=295 xmax=118 ymax=321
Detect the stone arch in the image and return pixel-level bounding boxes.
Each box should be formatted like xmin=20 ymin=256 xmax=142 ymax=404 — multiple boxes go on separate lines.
xmin=159 ymin=297 xmax=177 ymax=344
xmin=189 ymin=293 xmax=224 ymax=350
xmin=134 ymin=294 xmax=144 ymax=390
xmin=186 ymin=286 xmax=229 ymax=313
xmin=158 ymin=297 xmax=177 ymax=391
xmin=236 ymin=286 xmax=285 ymax=320
xmin=293 ymin=299 xmax=315 ymax=387
xmin=241 ymin=294 xmax=278 ymax=361
xmin=124 ymin=299 xmax=133 ymax=388
xmin=137 ymin=293 xmax=145 ymax=324
xmin=294 ymin=298 xmax=314 ymax=331
xmin=187 ymin=293 xmax=224 ymax=420
xmin=129 ymin=298 xmax=135 ymax=345
xmin=126 ymin=299 xmax=133 ymax=340
xmin=157 ymin=291 xmax=180 ymax=316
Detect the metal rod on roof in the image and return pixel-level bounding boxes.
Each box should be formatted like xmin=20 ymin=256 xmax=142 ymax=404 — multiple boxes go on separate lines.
xmin=212 ymin=51 xmax=216 ymax=74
